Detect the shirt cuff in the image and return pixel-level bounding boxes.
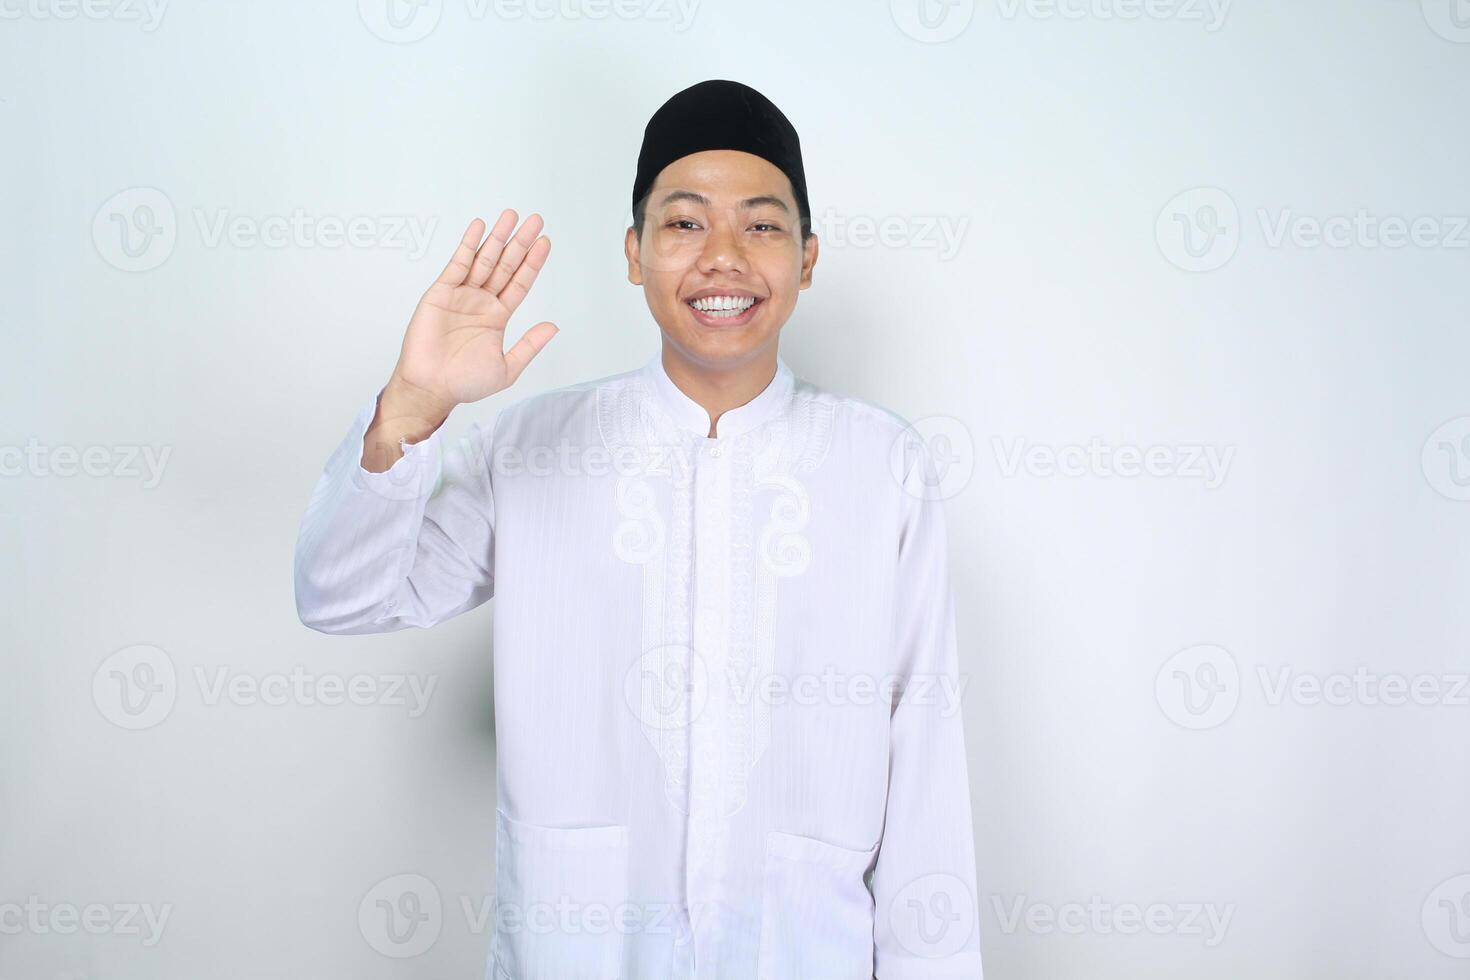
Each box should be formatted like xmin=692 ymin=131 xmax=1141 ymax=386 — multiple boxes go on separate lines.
xmin=329 ymin=388 xmax=445 ymax=502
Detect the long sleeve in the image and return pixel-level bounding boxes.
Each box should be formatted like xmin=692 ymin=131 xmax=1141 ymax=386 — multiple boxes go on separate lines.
xmin=292 ymin=386 xmax=497 ymax=635
xmin=870 ymin=438 xmax=984 ymax=979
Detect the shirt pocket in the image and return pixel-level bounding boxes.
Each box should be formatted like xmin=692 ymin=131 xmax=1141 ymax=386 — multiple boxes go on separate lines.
xmin=756 ymin=829 xmax=880 ymax=980
xmin=491 ymin=808 xmax=630 ymax=980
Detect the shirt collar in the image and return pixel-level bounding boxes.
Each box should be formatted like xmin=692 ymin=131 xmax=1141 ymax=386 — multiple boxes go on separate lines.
xmin=641 ymin=350 xmax=795 ymax=439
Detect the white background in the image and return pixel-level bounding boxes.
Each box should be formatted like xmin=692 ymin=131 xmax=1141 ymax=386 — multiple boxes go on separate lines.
xmin=2 ymin=0 xmax=1468 ymax=977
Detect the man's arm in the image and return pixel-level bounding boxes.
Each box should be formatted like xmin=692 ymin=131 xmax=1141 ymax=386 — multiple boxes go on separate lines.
xmin=292 ymin=210 xmax=558 ymax=634
xmin=292 ymin=385 xmax=498 ymax=634
xmin=870 ymin=435 xmax=984 ymax=979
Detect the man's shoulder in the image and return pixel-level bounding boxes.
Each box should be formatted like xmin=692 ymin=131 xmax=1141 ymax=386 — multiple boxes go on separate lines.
xmin=493 ymin=364 xmax=643 ymax=433
xmin=793 ymin=376 xmax=950 ymax=504
xmin=792 ymin=373 xmax=916 ymax=442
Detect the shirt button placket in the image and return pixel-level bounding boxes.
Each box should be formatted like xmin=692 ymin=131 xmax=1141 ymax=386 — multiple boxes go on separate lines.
xmin=685 ymin=436 xmax=731 ymax=974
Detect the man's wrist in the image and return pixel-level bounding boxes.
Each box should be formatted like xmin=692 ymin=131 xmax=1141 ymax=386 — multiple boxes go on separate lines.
xmin=380 ymin=375 xmax=453 ymax=434
xmin=361 ymin=377 xmax=452 ymax=473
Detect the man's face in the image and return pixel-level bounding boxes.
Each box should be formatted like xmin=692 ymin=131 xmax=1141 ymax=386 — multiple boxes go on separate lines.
xmin=625 ymin=149 xmax=818 ymax=372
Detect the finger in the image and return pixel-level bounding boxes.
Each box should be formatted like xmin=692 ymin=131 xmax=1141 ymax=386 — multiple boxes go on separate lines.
xmin=496 ymin=236 xmax=552 ymax=317
xmin=436 ymin=218 xmax=486 ymax=286
xmin=504 ymin=321 xmax=559 ymax=387
xmin=483 ymin=213 xmax=545 ymax=296
xmin=465 ymin=209 xmax=520 ymax=289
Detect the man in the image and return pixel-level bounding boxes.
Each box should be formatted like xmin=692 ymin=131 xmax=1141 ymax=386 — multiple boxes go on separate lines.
xmin=294 ymin=79 xmax=982 ymax=980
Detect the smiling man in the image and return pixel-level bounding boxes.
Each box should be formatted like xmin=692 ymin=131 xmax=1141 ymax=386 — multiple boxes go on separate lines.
xmin=293 ymin=79 xmax=982 ymax=979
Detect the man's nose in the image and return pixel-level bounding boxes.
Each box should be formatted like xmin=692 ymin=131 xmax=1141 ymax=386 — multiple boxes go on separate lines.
xmin=698 ymin=213 xmax=746 ymax=274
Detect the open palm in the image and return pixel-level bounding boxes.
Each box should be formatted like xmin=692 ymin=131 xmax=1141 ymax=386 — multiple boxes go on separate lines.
xmin=392 ymin=210 xmax=558 ymax=413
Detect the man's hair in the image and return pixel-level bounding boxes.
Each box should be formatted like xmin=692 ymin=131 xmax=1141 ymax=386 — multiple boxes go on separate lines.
xmin=632 ymin=191 xmax=814 ymax=243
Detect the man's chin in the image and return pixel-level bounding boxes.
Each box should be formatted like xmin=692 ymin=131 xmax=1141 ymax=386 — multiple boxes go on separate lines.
xmin=658 ymin=320 xmax=780 ymax=372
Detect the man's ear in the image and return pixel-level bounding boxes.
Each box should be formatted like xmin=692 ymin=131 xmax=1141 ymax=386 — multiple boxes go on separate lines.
xmin=798 ymin=232 xmax=818 ymax=290
xmin=625 ymin=226 xmax=643 ymax=286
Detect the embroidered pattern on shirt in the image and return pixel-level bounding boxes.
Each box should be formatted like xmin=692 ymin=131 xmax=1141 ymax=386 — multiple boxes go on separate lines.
xmin=599 ymin=374 xmax=833 ymax=820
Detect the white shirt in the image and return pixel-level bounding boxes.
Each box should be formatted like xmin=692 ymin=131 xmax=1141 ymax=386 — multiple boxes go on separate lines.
xmin=294 ymin=351 xmax=983 ymax=980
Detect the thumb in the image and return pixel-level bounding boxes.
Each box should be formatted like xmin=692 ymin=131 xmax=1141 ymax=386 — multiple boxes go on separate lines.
xmin=503 ymin=321 xmax=559 ymax=387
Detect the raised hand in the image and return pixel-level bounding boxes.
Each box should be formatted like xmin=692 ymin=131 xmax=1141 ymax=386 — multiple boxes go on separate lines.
xmin=362 ymin=211 xmax=558 ymax=472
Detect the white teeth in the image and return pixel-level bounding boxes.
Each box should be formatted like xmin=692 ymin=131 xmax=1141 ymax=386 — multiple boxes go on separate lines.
xmin=690 ymin=295 xmax=756 ymax=315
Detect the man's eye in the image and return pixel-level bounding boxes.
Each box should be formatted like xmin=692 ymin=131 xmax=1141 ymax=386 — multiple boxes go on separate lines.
xmin=667 ymin=219 xmax=700 ymax=230
xmin=752 ymin=222 xmax=782 ymax=233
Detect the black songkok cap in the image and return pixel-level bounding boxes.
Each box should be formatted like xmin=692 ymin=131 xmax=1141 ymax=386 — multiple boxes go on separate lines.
xmin=632 ymin=79 xmax=809 ymax=227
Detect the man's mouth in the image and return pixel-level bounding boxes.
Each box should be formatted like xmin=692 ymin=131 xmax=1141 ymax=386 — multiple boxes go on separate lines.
xmin=685 ymin=293 xmax=764 ymax=326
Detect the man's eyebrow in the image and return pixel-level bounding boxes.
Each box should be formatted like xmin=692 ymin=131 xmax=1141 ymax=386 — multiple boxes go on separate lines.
xmin=657 ymin=190 xmax=710 ymax=209
xmin=739 ymin=195 xmax=789 ymax=213
xmin=655 ymin=190 xmax=791 ymax=213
